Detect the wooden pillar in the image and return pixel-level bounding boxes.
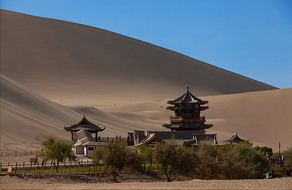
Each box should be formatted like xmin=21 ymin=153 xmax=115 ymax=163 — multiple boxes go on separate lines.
xmin=95 ymin=132 xmax=98 ymax=142
xmin=15 ymin=162 xmax=18 ymax=175
xmin=88 ymin=160 xmax=90 ymax=175
xmin=50 ymin=162 xmax=53 ymax=175
xmin=23 ymin=162 xmax=25 ymax=176
xmin=69 ymin=161 xmax=71 ymax=175
xmin=82 ymin=161 xmax=84 ymax=174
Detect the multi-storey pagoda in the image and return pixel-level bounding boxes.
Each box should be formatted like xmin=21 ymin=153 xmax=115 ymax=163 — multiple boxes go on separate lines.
xmin=129 ymin=85 xmax=217 ymax=147
xmin=163 ymin=85 xmax=213 ymax=131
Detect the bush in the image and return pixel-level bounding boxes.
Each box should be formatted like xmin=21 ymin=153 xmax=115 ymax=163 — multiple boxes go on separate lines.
xmin=254 ymin=146 xmax=273 ymax=159
xmin=92 ymin=140 xmax=143 ymax=181
xmin=220 ymin=141 xmax=271 ymax=179
xmin=194 ymin=141 xmax=219 ymax=179
xmin=153 ymin=139 xmax=198 ymax=182
xmin=37 ymin=136 xmax=75 ymax=172
xmin=283 ymin=147 xmax=292 ymax=167
xmin=137 ymin=144 xmax=154 ymax=166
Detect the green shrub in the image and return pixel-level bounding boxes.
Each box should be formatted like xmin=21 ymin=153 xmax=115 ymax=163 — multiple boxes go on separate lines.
xmin=37 ymin=136 xmax=76 ymax=172
xmin=137 ymin=144 xmax=154 ymax=166
xmin=220 ymin=141 xmax=271 ymax=179
xmin=92 ymin=140 xmax=143 ymax=181
xmin=153 ymin=139 xmax=198 ymax=181
xmin=283 ymin=147 xmax=292 ymax=167
xmin=194 ymin=141 xmax=219 ymax=179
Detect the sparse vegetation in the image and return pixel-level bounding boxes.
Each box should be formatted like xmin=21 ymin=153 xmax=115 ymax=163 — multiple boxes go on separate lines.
xmin=137 ymin=144 xmax=154 ymax=167
xmin=153 ymin=139 xmax=198 ymax=182
xmin=194 ymin=140 xmax=219 ymax=179
xmin=283 ymin=147 xmax=292 ymax=167
xmin=92 ymin=140 xmax=143 ymax=181
xmin=220 ymin=141 xmax=271 ymax=179
xmin=37 ymin=136 xmax=76 ymax=172
xmin=29 ymin=138 xmax=276 ymax=181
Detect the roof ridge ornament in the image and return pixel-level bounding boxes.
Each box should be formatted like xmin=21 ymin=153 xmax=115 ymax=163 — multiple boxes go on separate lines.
xmin=186 ymin=85 xmax=189 ymax=91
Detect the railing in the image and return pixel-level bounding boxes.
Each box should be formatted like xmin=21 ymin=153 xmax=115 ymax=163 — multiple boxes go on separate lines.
xmin=0 ymin=150 xmax=40 ymax=157
xmin=97 ymin=136 xmax=128 ymax=142
xmin=0 ymin=161 xmax=160 ymax=176
xmin=169 ymin=116 xmax=206 ymax=123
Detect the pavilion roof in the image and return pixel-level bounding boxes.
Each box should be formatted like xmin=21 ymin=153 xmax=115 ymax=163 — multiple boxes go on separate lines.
xmin=167 ymin=85 xmax=208 ymax=104
xmin=163 ymin=123 xmax=213 ymax=130
xmin=227 ymin=133 xmax=244 ymax=143
xmin=64 ymin=116 xmax=105 ymax=132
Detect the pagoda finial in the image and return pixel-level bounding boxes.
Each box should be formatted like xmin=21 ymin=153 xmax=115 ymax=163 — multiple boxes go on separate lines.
xmin=186 ymin=85 xmax=189 ymax=91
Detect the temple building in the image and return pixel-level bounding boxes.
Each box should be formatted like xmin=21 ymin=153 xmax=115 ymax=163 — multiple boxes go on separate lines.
xmin=163 ymin=85 xmax=213 ymax=131
xmin=225 ymin=133 xmax=244 ymax=144
xmin=128 ymin=86 xmax=217 ymax=147
xmin=64 ymin=116 xmax=105 ymax=157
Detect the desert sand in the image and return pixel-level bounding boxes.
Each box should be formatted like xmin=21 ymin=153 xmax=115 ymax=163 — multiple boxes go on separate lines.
xmin=1 ymin=74 xmax=291 ymax=153
xmin=0 ymin=175 xmax=291 ymax=189
xmin=0 ymin=10 xmax=291 ymax=153
xmin=1 ymin=10 xmax=276 ymax=106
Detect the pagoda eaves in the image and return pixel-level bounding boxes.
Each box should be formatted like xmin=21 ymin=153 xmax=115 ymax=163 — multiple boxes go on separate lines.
xmin=163 ymin=85 xmax=213 ymax=131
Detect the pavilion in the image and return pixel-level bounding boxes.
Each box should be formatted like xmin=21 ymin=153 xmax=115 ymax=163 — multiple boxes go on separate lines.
xmin=64 ymin=116 xmax=105 ymax=157
xmin=128 ymin=86 xmax=217 ymax=147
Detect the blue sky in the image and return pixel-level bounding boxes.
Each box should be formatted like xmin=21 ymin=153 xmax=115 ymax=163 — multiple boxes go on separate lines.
xmin=1 ymin=0 xmax=291 ymax=88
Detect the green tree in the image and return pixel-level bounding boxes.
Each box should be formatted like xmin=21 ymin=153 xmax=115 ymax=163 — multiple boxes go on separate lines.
xmin=283 ymin=147 xmax=292 ymax=167
xmin=194 ymin=140 xmax=219 ymax=179
xmin=175 ymin=145 xmax=198 ymax=177
xmin=137 ymin=144 xmax=154 ymax=166
xmin=221 ymin=141 xmax=271 ymax=179
xmin=254 ymin=146 xmax=273 ymax=159
xmin=153 ymin=139 xmax=198 ymax=182
xmin=92 ymin=140 xmax=143 ymax=181
xmin=37 ymin=136 xmax=76 ymax=172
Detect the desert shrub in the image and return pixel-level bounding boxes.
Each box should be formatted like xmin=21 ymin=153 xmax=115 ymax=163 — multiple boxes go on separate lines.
xmin=194 ymin=140 xmax=219 ymax=179
xmin=153 ymin=139 xmax=198 ymax=182
xmin=175 ymin=145 xmax=198 ymax=177
xmin=153 ymin=139 xmax=178 ymax=182
xmin=220 ymin=141 xmax=271 ymax=179
xmin=92 ymin=140 xmax=143 ymax=181
xmin=37 ymin=136 xmax=75 ymax=172
xmin=137 ymin=144 xmax=154 ymax=166
xmin=283 ymin=147 xmax=292 ymax=167
xmin=254 ymin=146 xmax=273 ymax=159
xmin=126 ymin=150 xmax=144 ymax=173
xmin=217 ymin=144 xmax=232 ymax=160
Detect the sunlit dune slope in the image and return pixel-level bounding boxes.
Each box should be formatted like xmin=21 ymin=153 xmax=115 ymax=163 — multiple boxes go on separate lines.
xmin=0 ymin=75 xmax=163 ymax=151
xmin=100 ymin=88 xmax=292 ymax=151
xmin=1 ymin=10 xmax=276 ymax=105
xmin=0 ymin=75 xmax=291 ymax=151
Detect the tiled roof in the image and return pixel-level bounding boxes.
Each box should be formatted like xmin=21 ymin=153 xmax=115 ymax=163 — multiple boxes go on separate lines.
xmin=168 ymin=85 xmax=208 ymax=104
xmin=64 ymin=116 xmax=105 ymax=132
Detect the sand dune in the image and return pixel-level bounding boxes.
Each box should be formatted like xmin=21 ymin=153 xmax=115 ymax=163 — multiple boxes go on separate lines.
xmin=0 ymin=75 xmax=291 ymax=152
xmin=0 ymin=10 xmax=276 ymax=105
xmin=0 ymin=75 xmax=164 ymax=152
xmin=98 ymin=88 xmax=292 ymax=151
xmin=0 ymin=10 xmax=290 ymax=152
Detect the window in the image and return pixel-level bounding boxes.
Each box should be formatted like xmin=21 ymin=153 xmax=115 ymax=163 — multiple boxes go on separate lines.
xmin=88 ymin=147 xmax=94 ymax=151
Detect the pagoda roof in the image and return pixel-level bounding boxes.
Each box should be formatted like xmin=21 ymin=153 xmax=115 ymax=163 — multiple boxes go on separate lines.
xmin=163 ymin=123 xmax=213 ymax=131
xmin=227 ymin=133 xmax=244 ymax=143
xmin=167 ymin=105 xmax=209 ymax=111
xmin=64 ymin=116 xmax=105 ymax=132
xmin=168 ymin=85 xmax=208 ymax=104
